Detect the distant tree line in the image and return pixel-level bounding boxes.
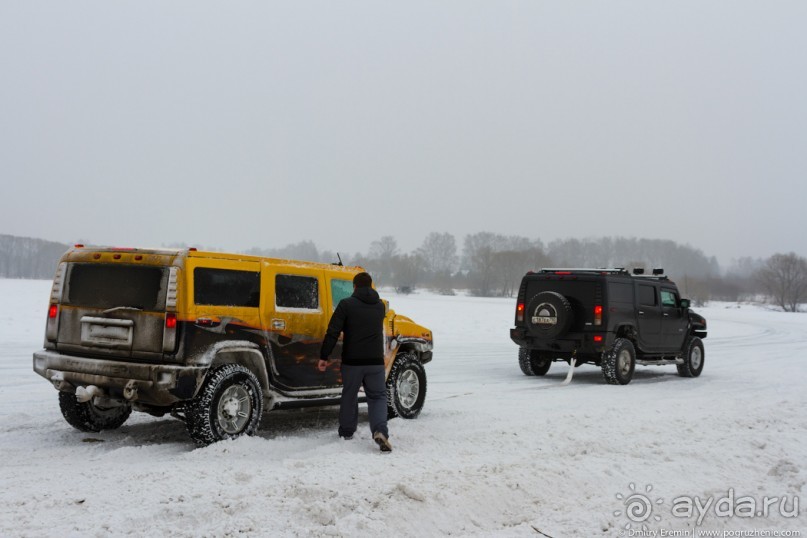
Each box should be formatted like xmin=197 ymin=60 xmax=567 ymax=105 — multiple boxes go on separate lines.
xmin=245 ymin=241 xmax=342 ymax=265
xmin=353 ymin=233 xmax=724 ymax=300
xmin=347 ymin=234 xmax=807 ymax=312
xmin=0 ymin=234 xmax=70 ymax=279
xmin=1 ymin=233 xmax=805 ymax=311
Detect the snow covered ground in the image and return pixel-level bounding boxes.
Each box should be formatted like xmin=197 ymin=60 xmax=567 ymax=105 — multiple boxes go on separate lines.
xmin=0 ymin=279 xmax=804 ymax=537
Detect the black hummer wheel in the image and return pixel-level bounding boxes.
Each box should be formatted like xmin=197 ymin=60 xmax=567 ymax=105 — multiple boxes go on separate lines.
xmin=677 ymin=336 xmax=705 ymax=378
xmin=58 ymin=391 xmax=132 ymax=432
xmin=185 ymin=364 xmax=263 ymax=446
xmin=601 ymin=338 xmax=636 ymax=385
xmin=518 ymin=348 xmax=552 ymax=376
xmin=387 ymin=352 xmax=427 ymax=419
xmin=525 ymin=291 xmax=573 ymax=340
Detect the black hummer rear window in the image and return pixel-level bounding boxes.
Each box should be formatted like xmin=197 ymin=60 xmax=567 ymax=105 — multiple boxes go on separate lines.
xmin=194 ymin=268 xmax=260 ymax=307
xmin=638 ymin=284 xmax=657 ymax=306
xmin=63 ymin=263 xmax=168 ymax=311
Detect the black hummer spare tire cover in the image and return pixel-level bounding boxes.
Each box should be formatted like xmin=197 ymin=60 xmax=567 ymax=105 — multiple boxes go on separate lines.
xmin=526 ymin=291 xmax=573 ymax=340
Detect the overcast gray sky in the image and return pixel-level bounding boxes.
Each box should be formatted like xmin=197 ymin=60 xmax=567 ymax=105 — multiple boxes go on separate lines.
xmin=1 ymin=1 xmax=805 ymax=265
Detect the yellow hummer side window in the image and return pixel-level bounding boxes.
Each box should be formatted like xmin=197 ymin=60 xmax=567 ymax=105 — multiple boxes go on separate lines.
xmin=184 ymin=259 xmax=262 ymax=329
xmin=194 ymin=268 xmax=260 ymax=307
xmin=330 ymin=279 xmax=353 ymax=311
xmin=275 ymin=274 xmax=319 ymax=310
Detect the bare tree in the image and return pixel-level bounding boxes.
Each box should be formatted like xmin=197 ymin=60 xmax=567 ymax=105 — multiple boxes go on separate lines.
xmin=416 ymin=232 xmax=457 ymax=291
xmin=365 ymin=236 xmax=399 ymax=286
xmin=755 ymin=252 xmax=807 ymax=312
xmin=463 ymin=233 xmax=550 ymax=296
xmin=416 ymin=232 xmax=457 ymax=275
xmin=368 ymin=236 xmax=398 ymax=260
xmin=494 ymin=250 xmax=529 ymax=297
xmin=390 ymin=253 xmax=424 ymax=292
xmin=721 ymin=256 xmax=765 ymax=301
xmin=463 ymin=232 xmax=501 ymax=296
xmin=679 ymin=275 xmax=711 ymax=306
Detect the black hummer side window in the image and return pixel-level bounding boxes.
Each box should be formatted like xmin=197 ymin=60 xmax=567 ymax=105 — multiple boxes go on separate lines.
xmin=276 ymin=275 xmax=319 ymax=310
xmin=660 ymin=289 xmax=678 ymax=307
xmin=194 ymin=268 xmax=260 ymax=307
xmin=638 ymin=284 xmax=657 ymax=306
xmin=608 ymin=282 xmax=634 ymax=303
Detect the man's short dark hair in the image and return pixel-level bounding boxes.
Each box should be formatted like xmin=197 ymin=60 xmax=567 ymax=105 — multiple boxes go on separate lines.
xmin=353 ymin=272 xmax=373 ymax=288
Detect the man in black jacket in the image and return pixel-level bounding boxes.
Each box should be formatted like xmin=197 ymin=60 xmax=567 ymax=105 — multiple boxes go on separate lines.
xmin=318 ymin=272 xmax=392 ymax=452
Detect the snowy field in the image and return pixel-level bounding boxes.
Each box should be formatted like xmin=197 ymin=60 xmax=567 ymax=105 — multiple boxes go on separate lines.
xmin=0 ymin=279 xmax=805 ymax=537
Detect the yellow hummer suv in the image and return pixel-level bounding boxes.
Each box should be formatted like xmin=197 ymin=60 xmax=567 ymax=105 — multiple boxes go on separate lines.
xmin=33 ymin=246 xmax=433 ymax=445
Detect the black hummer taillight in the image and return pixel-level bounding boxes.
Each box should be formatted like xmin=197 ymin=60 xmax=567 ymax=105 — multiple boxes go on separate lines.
xmin=516 ymin=277 xmax=527 ymax=323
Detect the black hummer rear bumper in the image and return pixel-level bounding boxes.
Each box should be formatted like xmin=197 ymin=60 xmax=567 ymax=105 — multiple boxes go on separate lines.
xmin=510 ymin=327 xmax=609 ymax=357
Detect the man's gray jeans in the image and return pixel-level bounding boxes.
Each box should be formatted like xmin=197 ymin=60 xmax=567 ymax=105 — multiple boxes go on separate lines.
xmin=339 ymin=364 xmax=389 ymax=438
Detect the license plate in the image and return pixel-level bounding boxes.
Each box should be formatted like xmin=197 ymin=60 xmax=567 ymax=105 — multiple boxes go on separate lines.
xmin=80 ymin=317 xmax=134 ymax=347
xmin=532 ymin=317 xmax=557 ymax=325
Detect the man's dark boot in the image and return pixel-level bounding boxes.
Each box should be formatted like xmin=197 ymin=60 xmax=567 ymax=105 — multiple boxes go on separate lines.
xmin=373 ymin=431 xmax=392 ymax=452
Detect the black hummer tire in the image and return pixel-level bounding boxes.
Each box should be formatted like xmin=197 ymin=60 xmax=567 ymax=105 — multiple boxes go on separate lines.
xmin=525 ymin=291 xmax=573 ymax=340
xmin=518 ymin=348 xmax=552 ymax=376
xmin=677 ymin=336 xmax=705 ymax=378
xmin=601 ymin=338 xmax=636 ymax=385
xmin=58 ymin=391 xmax=132 ymax=432
xmin=387 ymin=352 xmax=427 ymax=419
xmin=185 ymin=364 xmax=263 ymax=446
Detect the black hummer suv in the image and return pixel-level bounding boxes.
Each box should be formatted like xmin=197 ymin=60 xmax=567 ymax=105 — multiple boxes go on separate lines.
xmin=509 ymin=268 xmax=707 ymax=385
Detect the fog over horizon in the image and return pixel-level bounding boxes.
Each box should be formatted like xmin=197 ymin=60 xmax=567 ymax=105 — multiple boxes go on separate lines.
xmin=1 ymin=2 xmax=805 ymax=266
